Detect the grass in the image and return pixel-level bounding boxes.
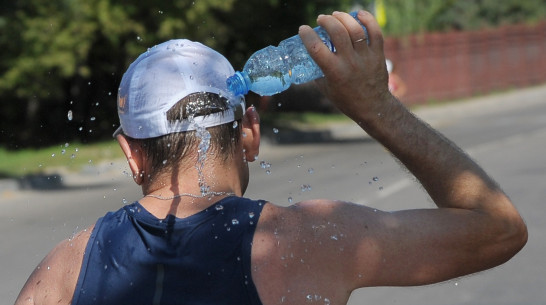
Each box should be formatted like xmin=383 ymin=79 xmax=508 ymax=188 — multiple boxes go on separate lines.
xmin=0 ymin=140 xmax=123 ymax=178
xmin=0 ymin=112 xmax=350 ymax=178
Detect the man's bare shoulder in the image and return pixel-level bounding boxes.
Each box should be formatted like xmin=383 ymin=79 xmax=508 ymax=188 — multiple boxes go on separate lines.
xmin=252 ymin=199 xmax=381 ymax=304
xmin=14 ymin=225 xmax=94 ymax=305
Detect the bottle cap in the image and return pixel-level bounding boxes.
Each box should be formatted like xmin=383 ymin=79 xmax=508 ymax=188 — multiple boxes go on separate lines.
xmin=227 ymin=71 xmax=250 ymax=96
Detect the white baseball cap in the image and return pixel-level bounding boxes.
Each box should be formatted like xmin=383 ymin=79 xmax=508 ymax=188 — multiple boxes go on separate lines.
xmin=114 ymin=39 xmax=245 ymax=139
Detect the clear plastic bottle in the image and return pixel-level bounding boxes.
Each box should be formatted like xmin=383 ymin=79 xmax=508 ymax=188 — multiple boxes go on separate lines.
xmin=227 ymin=12 xmax=367 ymax=96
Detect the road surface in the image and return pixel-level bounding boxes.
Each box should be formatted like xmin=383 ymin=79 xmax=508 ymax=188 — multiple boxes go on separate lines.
xmin=2 ymin=85 xmax=545 ymax=304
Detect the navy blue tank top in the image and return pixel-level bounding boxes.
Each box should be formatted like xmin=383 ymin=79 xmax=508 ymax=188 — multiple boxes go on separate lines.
xmin=72 ymin=196 xmax=265 ymax=305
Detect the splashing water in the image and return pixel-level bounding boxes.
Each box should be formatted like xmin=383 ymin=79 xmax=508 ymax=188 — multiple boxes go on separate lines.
xmin=184 ymin=97 xmax=218 ymax=196
xmin=195 ymin=123 xmax=211 ymax=196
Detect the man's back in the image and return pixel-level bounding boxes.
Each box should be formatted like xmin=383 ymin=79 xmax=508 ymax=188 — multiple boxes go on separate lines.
xmin=72 ymin=198 xmax=265 ymax=305
xmin=15 ymin=198 xmax=358 ymax=305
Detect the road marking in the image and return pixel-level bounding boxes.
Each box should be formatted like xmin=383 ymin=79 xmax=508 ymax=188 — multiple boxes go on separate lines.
xmin=364 ymin=127 xmax=546 ymax=201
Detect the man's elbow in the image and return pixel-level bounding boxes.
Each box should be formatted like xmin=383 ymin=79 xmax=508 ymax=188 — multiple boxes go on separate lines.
xmin=509 ymin=216 xmax=528 ymax=255
xmin=493 ymin=205 xmax=528 ymax=264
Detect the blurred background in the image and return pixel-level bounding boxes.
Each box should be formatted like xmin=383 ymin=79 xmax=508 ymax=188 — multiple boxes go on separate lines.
xmin=1 ymin=1 xmax=546 ymax=304
xmin=0 ymin=0 xmax=545 ymax=169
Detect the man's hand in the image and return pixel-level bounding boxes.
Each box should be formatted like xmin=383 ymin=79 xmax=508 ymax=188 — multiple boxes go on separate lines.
xmin=299 ymin=11 xmax=391 ymax=123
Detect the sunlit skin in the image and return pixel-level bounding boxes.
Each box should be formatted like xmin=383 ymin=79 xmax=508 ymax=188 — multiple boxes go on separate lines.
xmin=15 ymin=11 xmax=526 ymax=305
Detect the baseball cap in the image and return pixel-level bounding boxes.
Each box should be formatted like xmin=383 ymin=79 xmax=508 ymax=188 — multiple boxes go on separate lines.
xmin=114 ymin=39 xmax=245 ymax=139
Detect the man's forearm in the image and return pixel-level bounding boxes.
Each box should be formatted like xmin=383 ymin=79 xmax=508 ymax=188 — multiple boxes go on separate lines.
xmin=357 ymin=94 xmax=503 ymax=209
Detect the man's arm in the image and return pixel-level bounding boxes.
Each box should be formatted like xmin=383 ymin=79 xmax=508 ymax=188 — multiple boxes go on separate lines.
xmin=14 ymin=226 xmax=92 ymax=305
xmin=295 ymin=11 xmax=527 ymax=288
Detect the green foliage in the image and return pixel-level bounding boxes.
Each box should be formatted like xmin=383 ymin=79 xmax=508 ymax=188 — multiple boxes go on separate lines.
xmin=0 ymin=140 xmax=122 ymax=177
xmin=381 ymin=0 xmax=546 ymax=36
xmin=0 ymin=0 xmax=544 ymax=150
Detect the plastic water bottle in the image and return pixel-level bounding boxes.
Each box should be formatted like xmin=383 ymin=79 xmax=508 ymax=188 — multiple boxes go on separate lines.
xmin=227 ymin=12 xmax=367 ymax=96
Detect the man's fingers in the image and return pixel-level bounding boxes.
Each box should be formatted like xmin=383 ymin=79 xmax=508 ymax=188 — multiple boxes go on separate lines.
xmin=298 ymin=24 xmax=337 ymax=72
xmin=354 ymin=10 xmax=384 ymax=52
xmin=316 ymin=14 xmax=354 ymax=56
xmin=332 ymin=11 xmax=368 ymax=50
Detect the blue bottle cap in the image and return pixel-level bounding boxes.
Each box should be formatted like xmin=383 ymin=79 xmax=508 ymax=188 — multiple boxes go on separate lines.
xmin=227 ymin=71 xmax=249 ymax=96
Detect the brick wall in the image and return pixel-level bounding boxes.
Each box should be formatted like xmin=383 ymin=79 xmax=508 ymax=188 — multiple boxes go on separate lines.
xmin=384 ymin=21 xmax=546 ymax=105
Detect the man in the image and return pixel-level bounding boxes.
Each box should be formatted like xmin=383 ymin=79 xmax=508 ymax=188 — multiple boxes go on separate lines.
xmin=15 ymin=10 xmax=527 ymax=305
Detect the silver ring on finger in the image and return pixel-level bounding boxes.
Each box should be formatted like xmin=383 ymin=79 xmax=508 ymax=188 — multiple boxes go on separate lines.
xmin=353 ymin=38 xmax=366 ymax=44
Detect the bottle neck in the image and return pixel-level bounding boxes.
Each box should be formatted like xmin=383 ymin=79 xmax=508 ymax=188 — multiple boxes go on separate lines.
xmin=227 ymin=71 xmax=249 ymax=96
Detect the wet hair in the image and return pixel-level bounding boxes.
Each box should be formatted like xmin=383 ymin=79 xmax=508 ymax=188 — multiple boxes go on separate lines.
xmin=127 ymin=92 xmax=242 ymax=181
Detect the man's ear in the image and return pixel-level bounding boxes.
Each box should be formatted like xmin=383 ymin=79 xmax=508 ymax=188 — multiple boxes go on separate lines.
xmin=241 ymin=106 xmax=261 ymax=162
xmin=116 ymin=134 xmax=145 ymax=185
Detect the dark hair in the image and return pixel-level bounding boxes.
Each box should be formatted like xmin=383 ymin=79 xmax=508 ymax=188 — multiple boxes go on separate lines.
xmin=127 ymin=92 xmax=242 ymax=182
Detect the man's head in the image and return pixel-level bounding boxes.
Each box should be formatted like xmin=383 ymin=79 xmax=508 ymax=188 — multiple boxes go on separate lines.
xmin=114 ymin=39 xmax=259 ymax=188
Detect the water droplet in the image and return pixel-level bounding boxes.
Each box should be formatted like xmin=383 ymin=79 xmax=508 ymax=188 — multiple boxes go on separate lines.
xmin=90 ymin=117 xmax=96 ymax=121
xmin=266 ymin=170 xmax=271 ymax=175
xmin=308 ymin=168 xmax=314 ymax=174
xmin=137 ymin=36 xmax=142 ymax=41
xmin=300 ymin=185 xmax=312 ymax=192
xmin=61 ymin=149 xmax=66 ymax=155
xmin=215 ymin=204 xmax=224 ymax=211
xmin=272 ymin=128 xmax=279 ymax=134
xmin=288 ymin=197 xmax=293 ymax=203
xmin=248 ymin=212 xmax=255 ymax=218
xmin=51 ymin=153 xmax=56 ymax=157
xmin=162 ymin=159 xmax=167 ymax=165
xmin=67 ymin=110 xmax=73 ymax=121
xmin=232 ymin=218 xmax=239 ymax=225
xmin=232 ymin=121 xmax=238 ymax=128
xmin=372 ymin=176 xmax=379 ymax=182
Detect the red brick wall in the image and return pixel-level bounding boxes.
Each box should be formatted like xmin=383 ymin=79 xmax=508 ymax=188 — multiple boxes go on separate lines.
xmin=384 ymin=21 xmax=546 ymax=105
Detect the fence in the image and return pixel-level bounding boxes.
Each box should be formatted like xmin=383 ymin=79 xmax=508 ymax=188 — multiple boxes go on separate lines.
xmin=384 ymin=21 xmax=546 ymax=105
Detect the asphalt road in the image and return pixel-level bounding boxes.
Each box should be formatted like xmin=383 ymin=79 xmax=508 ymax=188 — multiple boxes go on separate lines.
xmin=2 ymin=85 xmax=545 ymax=304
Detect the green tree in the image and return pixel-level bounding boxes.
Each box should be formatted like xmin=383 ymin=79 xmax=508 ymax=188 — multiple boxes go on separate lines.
xmin=0 ymin=0 xmax=357 ymax=149
xmin=2 ymin=0 xmax=543 ymax=149
xmin=380 ymin=0 xmax=546 ymax=35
